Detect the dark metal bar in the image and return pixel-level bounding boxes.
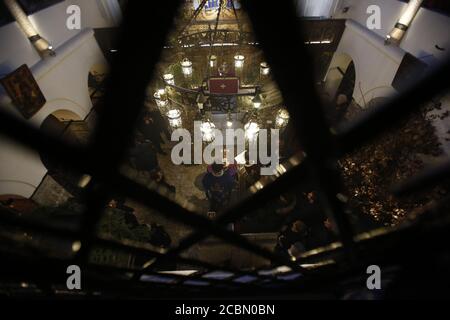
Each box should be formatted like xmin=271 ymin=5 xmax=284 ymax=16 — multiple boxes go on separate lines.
xmin=0 ymin=109 xmax=88 ymax=172
xmin=392 ymin=160 xmax=450 ymax=196
xmin=109 ymin=175 xmax=306 ymax=273
xmin=336 ymin=58 xmax=450 ymax=155
xmin=0 ymin=0 xmax=449 ymax=298
xmin=240 ymin=0 xmax=356 ymax=253
xmin=0 ymin=206 xmax=251 ymax=279
xmin=75 ymin=0 xmax=184 ymax=262
xmin=0 ymin=108 xmax=308 ymax=271
xmin=159 ymin=160 xmax=308 ymax=260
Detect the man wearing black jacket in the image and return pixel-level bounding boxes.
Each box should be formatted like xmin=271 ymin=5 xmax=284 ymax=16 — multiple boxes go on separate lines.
xmin=139 ymin=109 xmax=170 ymax=155
xmin=129 ymin=141 xmax=159 ymax=173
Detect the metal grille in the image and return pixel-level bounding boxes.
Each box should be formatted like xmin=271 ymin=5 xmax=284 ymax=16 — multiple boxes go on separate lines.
xmin=0 ymin=1 xmax=449 ymax=298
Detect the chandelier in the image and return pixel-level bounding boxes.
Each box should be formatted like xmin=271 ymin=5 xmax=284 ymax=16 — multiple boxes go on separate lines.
xmin=147 ymin=0 xmax=287 ymax=133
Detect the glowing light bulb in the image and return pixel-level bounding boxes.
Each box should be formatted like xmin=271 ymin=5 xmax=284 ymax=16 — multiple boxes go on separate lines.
xmin=260 ymin=62 xmax=270 ymax=75
xmin=181 ymin=58 xmax=193 ymax=76
xmin=234 ymin=54 xmax=245 ymax=68
xmin=167 ymin=109 xmax=182 ymax=128
xmin=163 ymin=73 xmax=175 ymax=85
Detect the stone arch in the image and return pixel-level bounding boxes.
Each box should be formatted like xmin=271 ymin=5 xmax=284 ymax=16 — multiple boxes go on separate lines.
xmin=359 ymin=86 xmax=397 ymax=109
xmin=31 ymin=99 xmax=86 ymax=127
xmin=366 ymin=96 xmax=390 ymax=109
xmin=324 ymin=52 xmax=356 ymax=104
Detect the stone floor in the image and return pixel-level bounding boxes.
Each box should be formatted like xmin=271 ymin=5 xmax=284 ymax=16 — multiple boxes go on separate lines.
xmin=123 ymin=139 xmax=212 ymax=247
xmin=123 ymin=139 xmax=253 ymax=256
xmin=158 ymin=141 xmax=210 ymax=213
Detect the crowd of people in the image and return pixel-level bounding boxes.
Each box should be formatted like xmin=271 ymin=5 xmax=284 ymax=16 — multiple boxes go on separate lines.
xmin=197 ymin=156 xmax=339 ymax=261
xmin=96 ymin=105 xmax=176 ymax=250
xmin=127 ymin=106 xmax=176 ymax=194
xmin=0 ymin=96 xmax=377 ymax=268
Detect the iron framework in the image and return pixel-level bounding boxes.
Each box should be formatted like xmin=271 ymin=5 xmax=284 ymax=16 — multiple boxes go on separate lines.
xmin=0 ymin=0 xmax=449 ymax=299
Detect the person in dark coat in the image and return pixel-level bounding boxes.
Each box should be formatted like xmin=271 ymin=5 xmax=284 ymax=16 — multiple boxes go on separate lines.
xmin=278 ymin=220 xmax=310 ymax=250
xmin=147 ymin=223 xmax=172 ymax=248
xmin=139 ymin=110 xmax=170 ymax=154
xmin=129 ymin=141 xmax=158 ymax=173
xmin=202 ymin=163 xmax=235 ymax=212
xmin=148 ymin=109 xmax=171 ymax=140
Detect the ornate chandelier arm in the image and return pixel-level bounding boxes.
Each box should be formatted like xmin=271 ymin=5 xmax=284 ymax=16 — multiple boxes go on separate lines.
xmin=207 ymin=0 xmax=224 ymax=76
xmin=211 ymin=0 xmax=224 ymax=46
xmin=230 ymin=0 xmax=243 ymax=44
xmin=177 ymin=0 xmax=209 ymax=39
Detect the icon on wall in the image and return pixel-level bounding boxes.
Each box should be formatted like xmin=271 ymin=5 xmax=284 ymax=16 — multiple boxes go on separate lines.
xmin=1 ymin=64 xmax=47 ymax=119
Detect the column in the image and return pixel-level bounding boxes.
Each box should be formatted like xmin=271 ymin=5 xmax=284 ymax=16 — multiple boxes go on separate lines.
xmin=386 ymin=0 xmax=424 ymax=45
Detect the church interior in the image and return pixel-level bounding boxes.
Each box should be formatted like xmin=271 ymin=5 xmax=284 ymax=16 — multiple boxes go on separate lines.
xmin=0 ymin=0 xmax=449 ymax=299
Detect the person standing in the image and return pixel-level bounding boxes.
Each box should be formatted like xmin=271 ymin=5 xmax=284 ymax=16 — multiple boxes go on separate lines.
xmin=275 ymin=220 xmax=310 ymax=257
xmin=202 ymin=163 xmax=235 ymax=212
xmin=148 ymin=108 xmax=171 ymax=140
xmin=129 ymin=141 xmax=159 ymax=173
xmin=138 ymin=111 xmax=169 ymax=155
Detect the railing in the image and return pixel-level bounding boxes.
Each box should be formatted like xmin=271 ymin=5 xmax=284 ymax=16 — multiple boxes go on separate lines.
xmin=175 ymin=29 xmax=256 ymax=48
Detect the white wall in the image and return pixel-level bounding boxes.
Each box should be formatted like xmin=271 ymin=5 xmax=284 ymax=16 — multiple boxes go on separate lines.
xmin=296 ymin=0 xmax=339 ymax=18
xmin=325 ymin=1 xmax=450 ymax=156
xmin=333 ymin=0 xmax=450 ymax=65
xmin=0 ymin=0 xmax=116 ymax=197
xmin=0 ymin=0 xmax=120 ymax=75
xmin=325 ymin=20 xmax=403 ymax=106
xmin=324 ymin=0 xmax=450 ymax=103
